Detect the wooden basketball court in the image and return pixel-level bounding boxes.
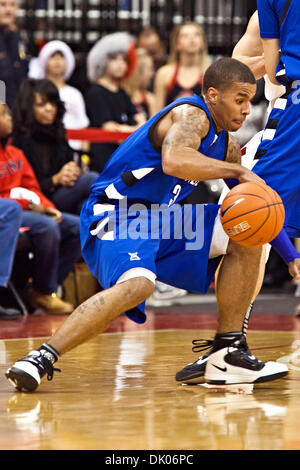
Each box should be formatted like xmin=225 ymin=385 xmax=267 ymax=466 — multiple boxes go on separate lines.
xmin=1 ymin=293 xmax=300 ymax=451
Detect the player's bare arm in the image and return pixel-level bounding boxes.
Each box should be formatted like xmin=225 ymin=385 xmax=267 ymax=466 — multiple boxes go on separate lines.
xmin=261 ymin=38 xmax=280 ymax=85
xmin=232 ymin=11 xmax=265 ymax=79
xmin=158 ymin=104 xmax=263 ymax=184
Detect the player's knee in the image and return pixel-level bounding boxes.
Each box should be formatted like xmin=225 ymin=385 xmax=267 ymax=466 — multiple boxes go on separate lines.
xmin=121 ymin=276 xmax=155 ymax=302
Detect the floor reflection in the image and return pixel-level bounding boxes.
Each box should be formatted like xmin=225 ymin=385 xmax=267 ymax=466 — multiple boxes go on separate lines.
xmin=1 ymin=329 xmax=300 ymax=450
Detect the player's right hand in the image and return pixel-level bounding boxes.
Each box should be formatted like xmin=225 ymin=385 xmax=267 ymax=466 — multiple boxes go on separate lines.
xmin=238 ymin=167 xmax=265 ymax=185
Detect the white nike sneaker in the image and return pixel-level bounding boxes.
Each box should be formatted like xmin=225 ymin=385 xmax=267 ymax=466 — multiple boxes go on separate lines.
xmin=204 ymin=336 xmax=288 ymax=385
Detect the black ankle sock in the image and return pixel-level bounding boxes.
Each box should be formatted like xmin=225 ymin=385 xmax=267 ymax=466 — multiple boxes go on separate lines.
xmin=211 ymin=332 xmax=243 ymax=353
xmin=39 ymin=343 xmax=59 ymax=362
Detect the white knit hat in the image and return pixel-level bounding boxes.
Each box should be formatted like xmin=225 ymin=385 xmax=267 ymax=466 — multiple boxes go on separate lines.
xmin=87 ymin=32 xmax=136 ymax=83
xmin=28 ymin=40 xmax=75 ymax=80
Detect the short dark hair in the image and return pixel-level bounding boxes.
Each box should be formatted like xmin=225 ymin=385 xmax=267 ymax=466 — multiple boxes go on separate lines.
xmin=202 ymin=57 xmax=256 ymax=94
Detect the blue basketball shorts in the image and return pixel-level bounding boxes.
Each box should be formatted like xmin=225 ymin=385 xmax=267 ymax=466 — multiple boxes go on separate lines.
xmin=80 ymin=199 xmax=223 ymax=323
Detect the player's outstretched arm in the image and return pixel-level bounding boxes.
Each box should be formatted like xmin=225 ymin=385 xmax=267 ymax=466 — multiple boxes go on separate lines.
xmin=161 ymin=106 xmax=263 ymax=184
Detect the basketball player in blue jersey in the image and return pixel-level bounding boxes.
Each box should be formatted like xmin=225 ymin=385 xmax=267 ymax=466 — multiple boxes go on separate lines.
xmin=5 ymin=57 xmax=289 ymax=393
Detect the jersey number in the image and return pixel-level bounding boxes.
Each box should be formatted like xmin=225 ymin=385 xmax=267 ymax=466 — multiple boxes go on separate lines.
xmin=168 ymin=184 xmax=182 ymax=206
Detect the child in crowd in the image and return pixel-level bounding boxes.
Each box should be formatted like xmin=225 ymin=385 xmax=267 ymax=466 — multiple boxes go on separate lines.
xmin=122 ymin=48 xmax=156 ymax=119
xmin=12 ymin=78 xmax=98 ymax=215
xmin=85 ymin=32 xmax=146 ymax=173
xmin=154 ymin=22 xmax=211 ymax=112
xmin=0 ymin=104 xmax=81 ymax=315
xmin=29 ymin=40 xmax=90 ymax=152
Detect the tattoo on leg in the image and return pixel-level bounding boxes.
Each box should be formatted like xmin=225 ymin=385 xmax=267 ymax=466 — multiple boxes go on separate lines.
xmin=77 ymin=294 xmax=105 ymax=314
xmin=77 ymin=303 xmax=89 ymax=315
xmin=92 ymin=295 xmax=105 ymax=308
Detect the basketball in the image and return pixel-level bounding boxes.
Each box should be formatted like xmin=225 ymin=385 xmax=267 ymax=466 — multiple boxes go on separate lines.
xmin=220 ymin=182 xmax=285 ymax=246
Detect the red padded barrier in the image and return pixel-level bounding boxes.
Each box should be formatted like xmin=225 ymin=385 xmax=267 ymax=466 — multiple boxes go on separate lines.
xmin=66 ymin=128 xmax=132 ymax=142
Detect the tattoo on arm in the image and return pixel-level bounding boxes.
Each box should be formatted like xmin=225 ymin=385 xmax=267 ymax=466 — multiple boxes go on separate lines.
xmin=226 ymin=135 xmax=241 ymax=164
xmin=162 ymin=106 xmax=210 ymax=156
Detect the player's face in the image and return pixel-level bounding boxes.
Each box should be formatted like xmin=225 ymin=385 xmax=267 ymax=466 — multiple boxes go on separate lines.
xmin=0 ymin=104 xmax=13 ymax=137
xmin=33 ymin=92 xmax=58 ymax=126
xmin=213 ymin=82 xmax=256 ymax=132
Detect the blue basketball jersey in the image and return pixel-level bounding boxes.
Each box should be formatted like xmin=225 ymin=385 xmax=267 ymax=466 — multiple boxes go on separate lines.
xmin=88 ymin=94 xmax=228 ymax=207
xmin=258 ymin=0 xmax=300 ymax=82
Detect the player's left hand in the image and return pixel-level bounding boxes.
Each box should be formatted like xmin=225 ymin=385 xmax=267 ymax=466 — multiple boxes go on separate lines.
xmin=288 ymin=258 xmax=300 ymax=280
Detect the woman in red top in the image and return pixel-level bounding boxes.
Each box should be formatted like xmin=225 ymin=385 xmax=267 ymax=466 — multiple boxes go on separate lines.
xmin=154 ymin=22 xmax=211 ymax=112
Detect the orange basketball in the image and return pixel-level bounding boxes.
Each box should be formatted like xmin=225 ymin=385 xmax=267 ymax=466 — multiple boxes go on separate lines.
xmin=220 ymin=182 xmax=285 ymax=246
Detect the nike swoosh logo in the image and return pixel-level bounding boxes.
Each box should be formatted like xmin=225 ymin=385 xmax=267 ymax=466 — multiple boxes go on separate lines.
xmin=212 ymin=364 xmax=227 ymax=372
xmin=221 ymin=198 xmax=245 ymax=218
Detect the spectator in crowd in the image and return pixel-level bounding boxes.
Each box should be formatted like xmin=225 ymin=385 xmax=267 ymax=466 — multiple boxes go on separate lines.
xmin=0 ymin=103 xmax=81 ymax=314
xmin=154 ymin=22 xmax=211 ymax=112
xmin=122 ymin=48 xmax=156 ymax=119
xmin=0 ymin=0 xmax=29 ymax=108
xmin=85 ymin=32 xmax=146 ymax=173
xmin=0 ymin=198 xmax=22 ymax=318
xmin=136 ymin=26 xmax=167 ymax=71
xmin=12 ymin=78 xmax=98 ymax=215
xmin=28 ymin=40 xmax=90 ymax=152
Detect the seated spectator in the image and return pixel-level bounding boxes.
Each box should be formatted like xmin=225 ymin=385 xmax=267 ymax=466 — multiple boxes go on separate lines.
xmin=85 ymin=32 xmax=146 ymax=173
xmin=0 ymin=103 xmax=81 ymax=314
xmin=154 ymin=22 xmax=211 ymax=112
xmin=123 ymin=48 xmax=156 ymax=119
xmin=12 ymin=78 xmax=98 ymax=215
xmin=0 ymin=0 xmax=29 ymax=108
xmin=136 ymin=26 xmax=167 ymax=72
xmin=0 ymin=198 xmax=22 ymax=318
xmin=28 ymin=40 xmax=90 ymax=152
